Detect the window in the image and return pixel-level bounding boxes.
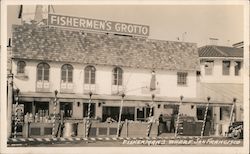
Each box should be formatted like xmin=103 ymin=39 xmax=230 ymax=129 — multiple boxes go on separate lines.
xmin=112 ymin=67 xmax=123 ymax=85
xmin=136 ymin=107 xmax=154 ymax=121
xmin=37 ymin=62 xmax=50 ymax=81
xmin=61 ymin=64 xmax=73 ymax=83
xmin=35 ymin=102 xmax=49 ymax=116
xmin=17 ymin=61 xmax=26 ymax=74
xmin=177 ymin=72 xmax=188 ymax=85
xmin=196 ymin=106 xmax=212 ymax=121
xmin=83 ymin=103 xmax=96 ymax=118
xmin=234 ymin=61 xmax=241 ymax=76
xmin=222 ymin=61 xmax=230 ymax=75
xmin=84 ymin=65 xmax=96 ymax=84
xmin=219 ymin=106 xmax=231 ymax=121
xmin=19 ymin=102 xmax=32 ymax=115
xmin=204 ymin=61 xmax=214 ymax=75
xmin=60 ymin=102 xmax=73 ymax=118
xmin=102 ymin=106 xmax=135 ymax=122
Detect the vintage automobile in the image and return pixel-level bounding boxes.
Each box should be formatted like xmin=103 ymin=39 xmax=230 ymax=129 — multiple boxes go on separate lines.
xmin=228 ymin=121 xmax=243 ymax=139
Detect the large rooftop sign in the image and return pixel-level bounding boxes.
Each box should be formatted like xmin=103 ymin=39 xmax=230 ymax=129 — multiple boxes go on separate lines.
xmin=48 ymin=14 xmax=150 ymax=37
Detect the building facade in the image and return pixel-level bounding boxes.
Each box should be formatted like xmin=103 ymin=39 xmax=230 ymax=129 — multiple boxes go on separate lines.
xmin=11 ymin=23 xmax=202 ymax=127
xmin=9 ymin=18 xmax=244 ymax=138
xmin=197 ymin=44 xmax=244 ymax=135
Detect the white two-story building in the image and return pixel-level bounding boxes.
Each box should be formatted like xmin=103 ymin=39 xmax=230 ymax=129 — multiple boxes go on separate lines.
xmin=198 ymin=43 xmax=243 ymax=135
xmin=11 ymin=23 xmax=204 ymax=126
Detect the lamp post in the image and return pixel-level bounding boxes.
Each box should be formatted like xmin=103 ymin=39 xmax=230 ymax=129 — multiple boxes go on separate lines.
xmin=201 ymin=96 xmax=210 ymax=138
xmin=175 ymin=95 xmax=183 ymax=138
xmin=14 ymin=88 xmax=20 ymax=138
xmin=7 ymin=74 xmax=14 ymax=138
xmin=52 ymin=90 xmax=58 ymax=138
xmin=229 ymin=98 xmax=237 ymax=126
xmin=146 ymin=94 xmax=155 ymax=137
xmin=117 ymin=93 xmax=125 ymax=137
xmin=86 ymin=91 xmax=92 ymax=137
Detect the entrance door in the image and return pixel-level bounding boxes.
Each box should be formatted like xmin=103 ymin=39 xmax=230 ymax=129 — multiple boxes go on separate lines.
xmin=162 ymin=104 xmax=179 ymax=133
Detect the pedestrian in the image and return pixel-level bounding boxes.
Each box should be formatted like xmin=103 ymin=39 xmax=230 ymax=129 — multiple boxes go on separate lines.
xmin=170 ymin=113 xmax=175 ymax=133
xmin=158 ymin=114 xmax=164 ymax=134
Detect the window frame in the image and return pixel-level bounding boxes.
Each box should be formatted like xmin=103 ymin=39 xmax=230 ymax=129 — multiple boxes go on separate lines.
xmin=204 ymin=60 xmax=214 ymax=76
xmin=84 ymin=65 xmax=96 ymax=84
xmin=112 ymin=67 xmax=123 ymax=86
xmin=177 ymin=72 xmax=188 ymax=86
xmin=61 ymin=64 xmax=73 ymax=83
xmin=37 ymin=62 xmax=50 ymax=82
xmin=234 ymin=61 xmax=241 ymax=76
xmin=222 ymin=61 xmax=230 ymax=76
xmin=17 ymin=61 xmax=26 ymax=74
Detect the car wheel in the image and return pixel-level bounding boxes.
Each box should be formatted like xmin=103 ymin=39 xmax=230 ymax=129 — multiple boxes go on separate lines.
xmin=232 ymin=131 xmax=241 ymax=139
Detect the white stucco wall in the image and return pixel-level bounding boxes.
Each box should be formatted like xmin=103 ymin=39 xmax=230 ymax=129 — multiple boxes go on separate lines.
xmin=12 ymin=60 xmax=198 ymax=98
xmin=199 ymin=58 xmax=243 ymax=83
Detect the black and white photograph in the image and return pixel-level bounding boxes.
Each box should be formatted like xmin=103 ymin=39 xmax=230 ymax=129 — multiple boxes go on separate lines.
xmin=0 ymin=0 xmax=249 ymax=154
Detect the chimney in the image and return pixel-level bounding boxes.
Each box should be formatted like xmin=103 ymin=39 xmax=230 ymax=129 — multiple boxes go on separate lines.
xmin=209 ymin=38 xmax=218 ymax=45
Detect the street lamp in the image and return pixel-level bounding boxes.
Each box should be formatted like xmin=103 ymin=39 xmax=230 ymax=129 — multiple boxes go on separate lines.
xmin=52 ymin=89 xmax=58 ymax=137
xmin=14 ymin=88 xmax=20 ymax=138
xmin=175 ymin=95 xmax=184 ymax=138
xmin=117 ymin=92 xmax=125 ymax=137
xmin=201 ymin=96 xmax=211 ymax=138
xmin=86 ymin=91 xmax=93 ymax=137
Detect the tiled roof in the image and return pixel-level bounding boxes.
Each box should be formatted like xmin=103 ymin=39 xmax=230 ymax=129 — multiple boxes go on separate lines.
xmin=197 ymin=83 xmax=243 ymax=104
xmin=198 ymin=45 xmax=243 ymax=58
xmin=12 ymin=24 xmax=200 ymax=71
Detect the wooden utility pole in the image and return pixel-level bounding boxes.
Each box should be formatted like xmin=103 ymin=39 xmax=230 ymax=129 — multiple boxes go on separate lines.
xmin=7 ymin=73 xmax=14 ymax=138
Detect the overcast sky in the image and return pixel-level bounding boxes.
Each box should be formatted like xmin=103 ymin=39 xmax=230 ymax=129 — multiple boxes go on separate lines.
xmin=7 ymin=5 xmax=244 ymax=47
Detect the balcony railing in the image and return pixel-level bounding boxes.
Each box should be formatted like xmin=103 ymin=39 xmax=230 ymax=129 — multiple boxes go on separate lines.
xmin=36 ymin=81 xmax=50 ymax=92
xmin=83 ymin=84 xmax=97 ymax=94
xmin=111 ymin=85 xmax=124 ymax=95
xmin=60 ymin=82 xmax=74 ymax=93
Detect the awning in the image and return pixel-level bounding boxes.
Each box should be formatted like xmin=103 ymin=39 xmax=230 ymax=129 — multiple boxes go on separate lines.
xmin=17 ymin=91 xmax=239 ymax=106
xmin=197 ymin=83 xmax=243 ymax=105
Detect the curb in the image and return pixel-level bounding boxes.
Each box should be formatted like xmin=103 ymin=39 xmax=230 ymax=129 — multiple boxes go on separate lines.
xmin=7 ymin=136 xmax=198 ymax=145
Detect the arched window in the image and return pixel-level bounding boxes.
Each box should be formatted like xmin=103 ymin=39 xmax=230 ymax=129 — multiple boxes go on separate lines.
xmin=84 ymin=65 xmax=96 ymax=84
xmin=17 ymin=61 xmax=26 ymax=74
xmin=61 ymin=64 xmax=73 ymax=83
xmin=113 ymin=67 xmax=123 ymax=85
xmin=37 ymin=62 xmax=50 ymax=81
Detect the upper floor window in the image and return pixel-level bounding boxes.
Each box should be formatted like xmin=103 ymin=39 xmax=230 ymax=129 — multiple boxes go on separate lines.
xmin=177 ymin=72 xmax=188 ymax=86
xmin=61 ymin=64 xmax=73 ymax=83
xmin=222 ymin=61 xmax=230 ymax=75
xmin=37 ymin=62 xmax=50 ymax=81
xmin=112 ymin=67 xmax=123 ymax=85
xmin=17 ymin=61 xmax=26 ymax=74
xmin=234 ymin=61 xmax=241 ymax=76
xmin=84 ymin=65 xmax=96 ymax=84
xmin=204 ymin=61 xmax=214 ymax=75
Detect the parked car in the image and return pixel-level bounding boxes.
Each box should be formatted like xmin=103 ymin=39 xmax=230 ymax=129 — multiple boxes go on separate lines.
xmin=228 ymin=121 xmax=243 ymax=139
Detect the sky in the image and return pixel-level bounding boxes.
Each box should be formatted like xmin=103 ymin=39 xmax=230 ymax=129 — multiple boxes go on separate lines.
xmin=6 ymin=5 xmax=244 ymax=47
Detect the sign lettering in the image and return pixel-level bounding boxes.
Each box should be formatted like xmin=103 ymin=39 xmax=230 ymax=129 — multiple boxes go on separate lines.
xmin=48 ymin=14 xmax=150 ymax=37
